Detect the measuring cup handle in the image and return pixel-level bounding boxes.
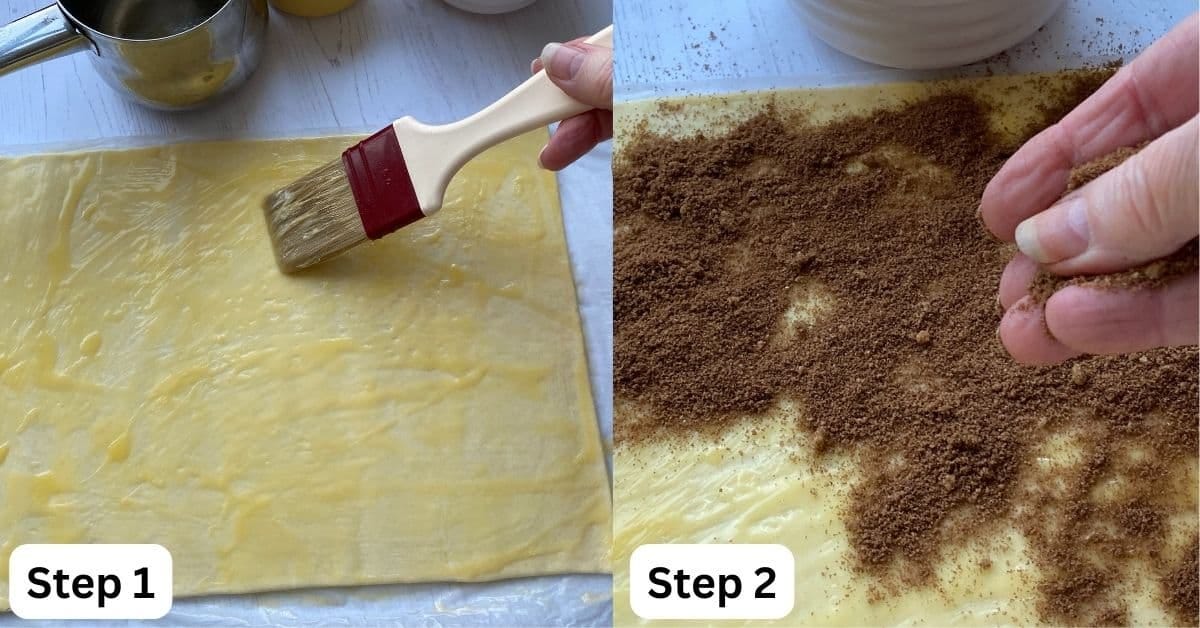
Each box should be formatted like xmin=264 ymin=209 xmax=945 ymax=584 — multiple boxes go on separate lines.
xmin=0 ymin=5 xmax=92 ymax=78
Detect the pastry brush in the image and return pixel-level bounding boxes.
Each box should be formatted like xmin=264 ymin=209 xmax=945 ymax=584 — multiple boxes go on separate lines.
xmin=262 ymin=25 xmax=613 ymax=273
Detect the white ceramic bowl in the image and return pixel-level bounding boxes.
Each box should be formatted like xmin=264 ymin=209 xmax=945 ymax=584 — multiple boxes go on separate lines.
xmin=441 ymin=0 xmax=537 ymax=14
xmin=794 ymin=0 xmax=1067 ymax=69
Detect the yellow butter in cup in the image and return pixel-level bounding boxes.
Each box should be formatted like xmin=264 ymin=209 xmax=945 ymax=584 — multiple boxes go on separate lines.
xmin=270 ymin=0 xmax=359 ymax=17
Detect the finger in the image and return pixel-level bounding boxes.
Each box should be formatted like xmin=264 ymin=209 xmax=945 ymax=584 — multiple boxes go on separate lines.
xmin=539 ymin=41 xmax=613 ymax=110
xmin=999 ymin=298 xmax=1083 ymax=365
xmin=1044 ymin=273 xmax=1200 ymax=354
xmin=533 ymin=36 xmax=589 ymax=74
xmin=979 ymin=13 xmax=1199 ymax=241
xmin=999 ymin=252 xmax=1040 ymax=309
xmin=1014 ymin=116 xmax=1200 ymax=274
xmin=539 ymin=110 xmax=613 ymax=171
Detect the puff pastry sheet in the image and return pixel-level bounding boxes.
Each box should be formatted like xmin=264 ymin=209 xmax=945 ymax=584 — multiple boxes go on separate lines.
xmin=0 ymin=131 xmax=611 ymax=608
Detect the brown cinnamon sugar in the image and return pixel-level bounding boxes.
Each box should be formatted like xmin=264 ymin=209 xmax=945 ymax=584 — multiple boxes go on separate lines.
xmin=1093 ymin=606 xmax=1129 ymax=627
xmin=1163 ymin=538 xmax=1199 ymax=626
xmin=1029 ymin=239 xmax=1200 ymax=303
xmin=1066 ymin=144 xmax=1142 ymax=191
xmin=614 ymin=69 xmax=1198 ymax=625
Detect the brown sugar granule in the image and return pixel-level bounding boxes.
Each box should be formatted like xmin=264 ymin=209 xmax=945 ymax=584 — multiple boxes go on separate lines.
xmin=1069 ymin=363 xmax=1088 ymax=386
xmin=614 ymin=68 xmax=1198 ymax=624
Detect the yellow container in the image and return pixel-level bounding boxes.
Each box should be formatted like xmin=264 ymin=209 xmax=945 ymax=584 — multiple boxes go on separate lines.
xmin=269 ymin=0 xmax=359 ymax=17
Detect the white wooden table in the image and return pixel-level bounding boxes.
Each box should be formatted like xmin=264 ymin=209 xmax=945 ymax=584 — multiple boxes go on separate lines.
xmin=0 ymin=0 xmax=613 ymax=625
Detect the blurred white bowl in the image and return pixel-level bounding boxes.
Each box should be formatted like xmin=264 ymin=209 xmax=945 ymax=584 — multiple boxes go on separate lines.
xmin=794 ymin=0 xmax=1068 ymax=69
xmin=442 ymin=0 xmax=536 ymax=14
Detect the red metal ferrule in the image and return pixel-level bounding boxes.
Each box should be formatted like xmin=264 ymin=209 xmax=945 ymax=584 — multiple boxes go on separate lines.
xmin=342 ymin=125 xmax=424 ymax=240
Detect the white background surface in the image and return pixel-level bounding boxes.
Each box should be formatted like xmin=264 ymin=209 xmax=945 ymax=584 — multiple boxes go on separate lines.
xmin=0 ymin=0 xmax=612 ymax=625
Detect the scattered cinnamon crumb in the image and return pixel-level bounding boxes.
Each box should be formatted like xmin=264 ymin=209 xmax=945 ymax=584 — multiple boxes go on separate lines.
xmin=1069 ymin=363 xmax=1088 ymax=386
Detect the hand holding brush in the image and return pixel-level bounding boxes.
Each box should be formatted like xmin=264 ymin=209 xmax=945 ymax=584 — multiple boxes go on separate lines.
xmin=263 ymin=25 xmax=614 ymax=273
xmin=534 ymin=35 xmax=614 ymax=170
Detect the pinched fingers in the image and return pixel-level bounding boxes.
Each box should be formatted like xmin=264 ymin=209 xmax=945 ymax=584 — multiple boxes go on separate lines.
xmin=979 ymin=13 xmax=1199 ymax=241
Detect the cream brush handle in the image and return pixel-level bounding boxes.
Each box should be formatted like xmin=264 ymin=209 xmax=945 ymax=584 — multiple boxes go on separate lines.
xmin=393 ymin=24 xmax=613 ymax=213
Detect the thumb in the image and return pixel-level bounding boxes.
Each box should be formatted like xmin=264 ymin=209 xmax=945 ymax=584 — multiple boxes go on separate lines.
xmin=1014 ymin=115 xmax=1199 ymax=275
xmin=540 ymin=41 xmax=613 ymax=111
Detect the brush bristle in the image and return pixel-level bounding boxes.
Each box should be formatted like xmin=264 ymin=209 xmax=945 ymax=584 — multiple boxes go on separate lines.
xmin=262 ymin=159 xmax=367 ymax=273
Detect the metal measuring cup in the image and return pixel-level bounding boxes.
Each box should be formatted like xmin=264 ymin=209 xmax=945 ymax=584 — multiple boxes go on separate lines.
xmin=0 ymin=0 xmax=268 ymax=110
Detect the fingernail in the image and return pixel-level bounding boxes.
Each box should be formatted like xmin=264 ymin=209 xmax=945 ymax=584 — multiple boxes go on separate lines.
xmin=541 ymin=42 xmax=584 ymax=80
xmin=1013 ymin=219 xmax=1044 ymax=261
xmin=1014 ymin=196 xmax=1090 ymax=264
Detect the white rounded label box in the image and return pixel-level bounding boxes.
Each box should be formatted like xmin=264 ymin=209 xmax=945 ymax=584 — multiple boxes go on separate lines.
xmin=630 ymin=544 xmax=795 ymax=620
xmin=9 ymin=544 xmax=173 ymax=620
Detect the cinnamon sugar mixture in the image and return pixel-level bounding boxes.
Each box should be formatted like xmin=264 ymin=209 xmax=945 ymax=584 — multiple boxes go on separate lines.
xmin=614 ymin=70 xmax=1199 ymax=625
